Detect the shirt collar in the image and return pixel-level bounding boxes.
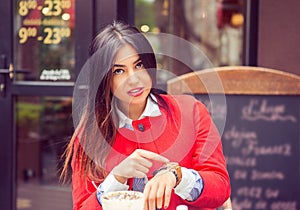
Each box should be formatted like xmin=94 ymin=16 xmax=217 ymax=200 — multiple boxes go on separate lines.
xmin=115 ymin=94 xmax=162 ymax=129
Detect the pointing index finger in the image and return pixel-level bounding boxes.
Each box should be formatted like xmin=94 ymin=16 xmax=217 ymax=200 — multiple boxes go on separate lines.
xmin=136 ymin=149 xmax=169 ymax=163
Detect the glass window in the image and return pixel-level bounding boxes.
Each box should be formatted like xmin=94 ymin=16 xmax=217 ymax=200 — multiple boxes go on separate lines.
xmin=14 ymin=0 xmax=75 ymax=81
xmin=135 ymin=0 xmax=244 ymax=81
xmin=16 ymin=96 xmax=73 ymax=209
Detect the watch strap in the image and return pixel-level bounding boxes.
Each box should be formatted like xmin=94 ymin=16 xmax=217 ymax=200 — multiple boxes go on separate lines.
xmin=153 ymin=162 xmax=182 ymax=188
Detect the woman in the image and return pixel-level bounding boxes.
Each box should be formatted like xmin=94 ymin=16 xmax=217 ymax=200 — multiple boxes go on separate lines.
xmin=61 ymin=21 xmax=230 ymax=210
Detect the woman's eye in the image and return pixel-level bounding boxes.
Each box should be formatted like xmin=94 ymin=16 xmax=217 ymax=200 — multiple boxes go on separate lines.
xmin=113 ymin=68 xmax=124 ymax=75
xmin=135 ymin=62 xmax=144 ymax=69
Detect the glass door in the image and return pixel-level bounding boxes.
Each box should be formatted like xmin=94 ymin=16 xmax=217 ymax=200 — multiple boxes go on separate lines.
xmin=134 ymin=0 xmax=258 ymax=80
xmin=14 ymin=5 xmax=75 ymax=208
xmin=0 ymin=0 xmax=93 ymax=209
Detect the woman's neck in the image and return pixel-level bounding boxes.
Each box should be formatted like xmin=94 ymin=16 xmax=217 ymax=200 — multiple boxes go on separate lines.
xmin=117 ymin=100 xmax=147 ymax=120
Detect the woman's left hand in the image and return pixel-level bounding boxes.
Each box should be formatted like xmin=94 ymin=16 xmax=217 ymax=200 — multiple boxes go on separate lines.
xmin=143 ymin=170 xmax=176 ymax=210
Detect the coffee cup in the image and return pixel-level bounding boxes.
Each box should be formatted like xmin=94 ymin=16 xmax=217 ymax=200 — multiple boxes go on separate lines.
xmin=101 ymin=191 xmax=145 ymax=210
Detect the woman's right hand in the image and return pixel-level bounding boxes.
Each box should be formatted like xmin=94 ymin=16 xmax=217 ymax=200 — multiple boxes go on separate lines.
xmin=112 ymin=149 xmax=169 ymax=183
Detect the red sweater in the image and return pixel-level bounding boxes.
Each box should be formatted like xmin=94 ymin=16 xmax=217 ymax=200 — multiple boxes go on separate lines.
xmin=71 ymin=94 xmax=231 ymax=210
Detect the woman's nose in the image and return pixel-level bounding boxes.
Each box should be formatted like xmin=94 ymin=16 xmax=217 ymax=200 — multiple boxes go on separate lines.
xmin=126 ymin=69 xmax=139 ymax=84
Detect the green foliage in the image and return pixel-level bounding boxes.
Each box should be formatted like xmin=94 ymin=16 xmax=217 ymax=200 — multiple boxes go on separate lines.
xmin=17 ymin=102 xmax=43 ymax=125
xmin=135 ymin=0 xmax=156 ymax=30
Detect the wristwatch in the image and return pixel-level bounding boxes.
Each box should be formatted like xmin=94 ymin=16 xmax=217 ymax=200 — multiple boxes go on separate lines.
xmin=153 ymin=162 xmax=182 ymax=188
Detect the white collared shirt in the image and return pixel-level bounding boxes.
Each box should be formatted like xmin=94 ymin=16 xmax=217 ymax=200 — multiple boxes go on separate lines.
xmin=115 ymin=94 xmax=161 ymax=130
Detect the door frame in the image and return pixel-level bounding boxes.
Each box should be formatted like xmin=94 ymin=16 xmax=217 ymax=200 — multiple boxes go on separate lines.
xmin=0 ymin=0 xmax=15 ymax=209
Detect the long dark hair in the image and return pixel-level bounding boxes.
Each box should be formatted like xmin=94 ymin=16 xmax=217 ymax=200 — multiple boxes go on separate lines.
xmin=61 ymin=21 xmax=170 ymax=183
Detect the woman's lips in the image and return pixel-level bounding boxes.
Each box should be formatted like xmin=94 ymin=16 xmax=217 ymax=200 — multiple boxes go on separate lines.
xmin=127 ymin=87 xmax=144 ymax=97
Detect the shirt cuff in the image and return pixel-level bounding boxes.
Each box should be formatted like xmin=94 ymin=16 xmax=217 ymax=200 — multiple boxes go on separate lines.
xmin=96 ymin=173 xmax=129 ymax=205
xmin=174 ymin=167 xmax=196 ymax=200
xmin=100 ymin=173 xmax=129 ymax=192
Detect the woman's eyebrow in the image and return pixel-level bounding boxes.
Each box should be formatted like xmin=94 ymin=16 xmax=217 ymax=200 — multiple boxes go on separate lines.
xmin=113 ymin=57 xmax=141 ymax=67
xmin=113 ymin=64 xmax=125 ymax=67
xmin=133 ymin=58 xmax=142 ymax=64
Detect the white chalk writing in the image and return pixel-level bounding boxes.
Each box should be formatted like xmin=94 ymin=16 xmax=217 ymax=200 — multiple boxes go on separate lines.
xmin=265 ymin=188 xmax=279 ymax=199
xmin=270 ymin=201 xmax=297 ymax=210
xmin=232 ymin=198 xmax=253 ymax=210
xmin=241 ymin=141 xmax=292 ymax=156
xmin=242 ymin=99 xmax=297 ymax=122
xmin=254 ymin=144 xmax=292 ymax=156
xmin=224 ymin=126 xmax=257 ymax=148
xmin=255 ymin=201 xmax=267 ymax=209
xmin=232 ymin=198 xmax=297 ymax=210
xmin=224 ymin=126 xmax=257 ymax=141
xmin=251 ymin=170 xmax=284 ymax=180
xmin=237 ymin=187 xmax=263 ymax=199
xmin=225 ymin=156 xmax=257 ymax=167
xmin=234 ymin=169 xmax=248 ymax=179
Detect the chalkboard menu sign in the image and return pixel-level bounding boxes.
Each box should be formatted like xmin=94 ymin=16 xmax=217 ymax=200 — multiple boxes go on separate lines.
xmin=167 ymin=66 xmax=300 ymax=210
xmin=196 ymin=94 xmax=300 ymax=210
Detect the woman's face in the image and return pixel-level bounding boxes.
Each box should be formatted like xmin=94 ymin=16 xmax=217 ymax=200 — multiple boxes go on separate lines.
xmin=110 ymin=44 xmax=152 ymax=111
